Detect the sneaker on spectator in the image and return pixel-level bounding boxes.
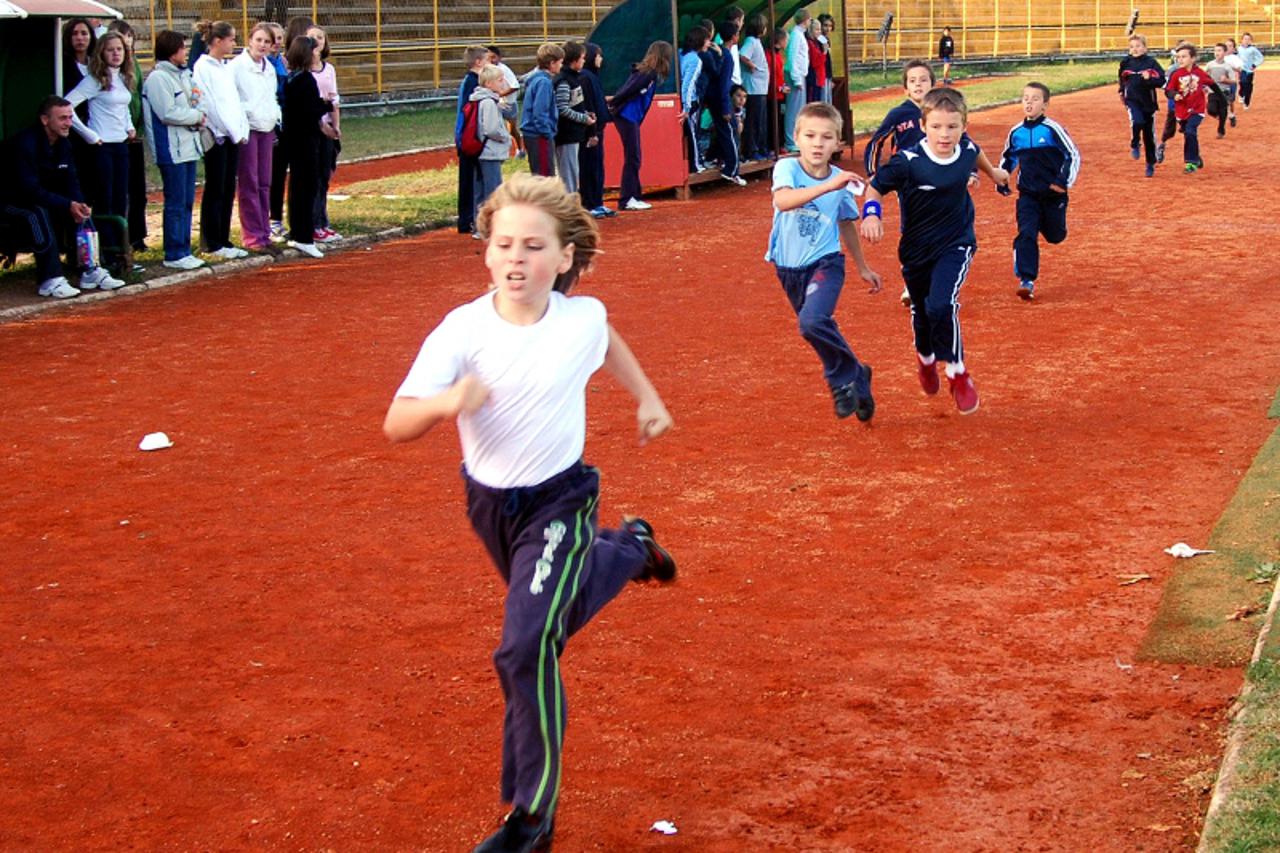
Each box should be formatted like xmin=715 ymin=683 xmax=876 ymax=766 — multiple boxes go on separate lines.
xmin=623 ymin=198 xmax=652 ymax=211
xmin=287 ymin=240 xmax=324 ymax=259
xmin=212 ymin=246 xmax=248 ymax=260
xmin=81 ymin=266 xmax=125 ymax=290
xmin=722 ymin=173 xmax=747 ymax=186
xmin=38 ymin=276 xmax=80 ymax=299
xmin=324 ymin=228 xmax=343 ymax=241
xmin=163 ymin=255 xmax=206 ymax=271
xmin=269 ymin=221 xmax=287 ymax=243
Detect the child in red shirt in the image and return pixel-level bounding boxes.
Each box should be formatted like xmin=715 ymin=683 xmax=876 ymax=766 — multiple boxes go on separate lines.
xmin=767 ymin=29 xmax=788 ymax=156
xmin=1165 ymin=42 xmax=1214 ymax=173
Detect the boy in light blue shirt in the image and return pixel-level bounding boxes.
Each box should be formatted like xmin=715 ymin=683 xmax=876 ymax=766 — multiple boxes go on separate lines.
xmin=1237 ymin=32 xmax=1265 ymax=108
xmin=766 ymin=102 xmax=883 ymax=422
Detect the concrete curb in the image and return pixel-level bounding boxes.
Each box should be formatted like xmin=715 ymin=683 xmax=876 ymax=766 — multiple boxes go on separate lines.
xmin=0 ymin=225 xmax=425 ymax=325
xmin=1196 ymin=570 xmax=1280 ymax=851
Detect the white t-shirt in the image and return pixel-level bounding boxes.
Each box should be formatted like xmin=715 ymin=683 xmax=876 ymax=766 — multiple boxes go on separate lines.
xmin=395 ymin=290 xmax=609 ymax=489
xmin=729 ymin=43 xmax=742 ymax=86
xmin=497 ymin=61 xmax=520 ymax=109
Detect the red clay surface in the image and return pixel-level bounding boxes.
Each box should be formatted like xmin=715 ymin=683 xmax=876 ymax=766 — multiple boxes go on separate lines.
xmin=4 ymin=84 xmax=1278 ymax=851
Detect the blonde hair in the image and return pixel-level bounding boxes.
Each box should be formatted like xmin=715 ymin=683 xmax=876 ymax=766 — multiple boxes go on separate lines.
xmin=796 ymin=101 xmax=842 ymax=135
xmin=478 ymin=64 xmax=503 ymax=86
xmin=475 ymin=174 xmax=600 ymax=294
xmin=89 ymin=32 xmax=133 ymax=90
xmin=921 ymin=86 xmax=968 ymax=122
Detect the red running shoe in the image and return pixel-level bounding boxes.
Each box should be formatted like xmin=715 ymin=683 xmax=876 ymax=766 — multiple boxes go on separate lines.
xmin=917 ymin=356 xmax=940 ymax=396
xmin=948 ymin=370 xmax=980 ymax=415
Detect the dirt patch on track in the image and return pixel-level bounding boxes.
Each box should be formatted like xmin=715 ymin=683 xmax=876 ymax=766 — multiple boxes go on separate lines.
xmin=3 ymin=84 xmax=1278 ymax=850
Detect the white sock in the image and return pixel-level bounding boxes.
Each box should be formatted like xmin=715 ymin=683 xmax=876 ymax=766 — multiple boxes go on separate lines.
xmin=918 ymin=353 xmax=936 ymax=366
xmin=945 ymin=361 xmax=965 ymax=378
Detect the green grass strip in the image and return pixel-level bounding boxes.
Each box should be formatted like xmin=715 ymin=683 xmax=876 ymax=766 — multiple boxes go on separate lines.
xmin=1140 ymin=420 xmax=1280 ymax=667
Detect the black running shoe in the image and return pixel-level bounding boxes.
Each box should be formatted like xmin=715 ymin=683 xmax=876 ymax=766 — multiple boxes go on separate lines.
xmin=623 ymin=517 xmax=677 ymax=582
xmin=473 ymin=807 xmax=553 ymax=853
xmin=853 ymin=364 xmax=875 ymax=423
xmin=832 ymin=381 xmax=860 ymax=419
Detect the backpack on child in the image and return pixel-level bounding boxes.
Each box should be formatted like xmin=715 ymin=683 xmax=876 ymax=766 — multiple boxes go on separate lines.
xmin=458 ymin=100 xmax=485 ymax=157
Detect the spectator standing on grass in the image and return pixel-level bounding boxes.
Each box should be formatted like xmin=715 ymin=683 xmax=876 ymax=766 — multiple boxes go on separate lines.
xmin=520 ymin=43 xmax=564 ymax=180
xmin=739 ymin=15 xmax=769 ymax=161
xmin=767 ymin=28 xmax=789 ymax=157
xmin=709 ymin=22 xmax=745 ymax=186
xmin=578 ymin=42 xmax=614 ymax=218
xmin=939 ymin=26 xmax=955 ymax=84
xmin=266 ymin=22 xmax=289 ymax=243
xmin=819 ymin=14 xmax=836 ymax=104
xmin=308 ymin=26 xmax=342 ymax=244
xmin=805 ymin=18 xmax=828 ymax=104
xmin=234 ymin=22 xmax=282 ymax=251
xmin=1165 ymin=42 xmax=1214 ymax=173
xmin=470 ymin=65 xmax=512 ymax=211
xmin=65 ymin=31 xmax=136 ymax=278
xmin=1118 ymin=34 xmax=1165 ymax=178
xmin=0 ymin=97 xmax=122 ymax=298
xmin=1237 ymin=32 xmax=1264 ymax=109
xmin=487 ymin=45 xmax=524 ymax=158
xmin=107 ymin=20 xmax=148 ymax=255
xmin=281 ymin=34 xmax=333 ymax=259
xmin=783 ymin=9 xmax=810 ymax=151
xmin=142 ymin=29 xmax=207 ymax=272
xmin=553 ymin=41 xmax=595 ymax=196
xmin=609 ymin=40 xmax=674 ymax=211
xmin=61 ymin=19 xmax=96 ymax=206
xmin=193 ymin=21 xmax=251 ymax=259
xmin=454 ymin=45 xmax=489 ymax=235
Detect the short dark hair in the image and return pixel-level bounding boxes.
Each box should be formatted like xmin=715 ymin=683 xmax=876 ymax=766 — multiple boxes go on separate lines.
xmin=1176 ymin=42 xmax=1197 ymax=56
xmin=1025 ymin=81 xmax=1050 ymax=101
xmin=683 ymin=26 xmax=709 ymax=52
xmin=921 ymin=86 xmax=968 ymax=121
xmin=107 ymin=19 xmax=134 ymax=38
xmin=153 ymin=29 xmax=186 ymax=62
xmin=818 ymin=13 xmax=834 ymax=26
xmin=718 ymin=20 xmax=739 ymax=42
xmin=38 ymin=95 xmax=71 ymax=118
xmin=486 ymin=44 xmax=502 ymax=57
xmin=1215 ymin=41 xmax=1228 ymax=50
xmin=286 ymin=35 xmax=315 ymax=71
xmin=563 ymin=40 xmax=585 ymax=65
xmin=902 ymin=58 xmax=936 ymax=87
xmin=729 ymin=83 xmax=746 ymax=97
xmin=724 ymin=6 xmax=744 ymax=23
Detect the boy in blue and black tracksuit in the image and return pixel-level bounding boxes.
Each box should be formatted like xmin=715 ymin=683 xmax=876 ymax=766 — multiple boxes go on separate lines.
xmin=519 ymin=43 xmax=564 ymax=179
xmin=998 ymin=82 xmax=1080 ymax=301
xmin=1118 ymin=34 xmax=1165 ymax=177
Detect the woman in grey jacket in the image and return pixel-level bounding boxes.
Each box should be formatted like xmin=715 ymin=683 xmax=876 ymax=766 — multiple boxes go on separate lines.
xmin=142 ymin=29 xmax=206 ymax=270
xmin=471 ymin=65 xmax=513 ymax=212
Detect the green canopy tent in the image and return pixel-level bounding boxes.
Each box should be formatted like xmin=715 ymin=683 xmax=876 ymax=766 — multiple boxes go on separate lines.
xmin=0 ymin=0 xmax=123 ymax=140
xmin=588 ymin=0 xmax=852 ymax=144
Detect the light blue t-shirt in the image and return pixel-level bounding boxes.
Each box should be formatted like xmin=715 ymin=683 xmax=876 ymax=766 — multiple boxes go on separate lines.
xmin=765 ymin=156 xmax=860 ymax=269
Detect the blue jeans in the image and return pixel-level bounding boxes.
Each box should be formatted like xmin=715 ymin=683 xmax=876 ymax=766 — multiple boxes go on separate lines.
xmin=783 ymin=85 xmax=805 ymax=150
xmin=1180 ymin=113 xmax=1203 ymax=164
xmin=774 ymin=253 xmax=864 ymax=389
xmin=158 ymin=161 xmax=196 ymax=261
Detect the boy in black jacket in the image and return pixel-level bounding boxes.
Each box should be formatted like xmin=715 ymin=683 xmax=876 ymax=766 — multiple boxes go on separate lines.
xmin=1118 ymin=34 xmax=1165 ymax=178
xmin=997 ymin=82 xmax=1080 ymax=301
xmin=552 ymin=41 xmax=594 ymax=196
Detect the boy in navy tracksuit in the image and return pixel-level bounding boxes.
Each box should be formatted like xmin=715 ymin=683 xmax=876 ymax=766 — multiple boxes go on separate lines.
xmin=863 ymin=58 xmax=934 ymax=307
xmin=1118 ymin=34 xmax=1165 ymax=178
xmin=709 ymin=21 xmax=744 ymax=185
xmin=861 ymin=88 xmax=1010 ymax=416
xmin=997 ymin=82 xmax=1080 ymax=301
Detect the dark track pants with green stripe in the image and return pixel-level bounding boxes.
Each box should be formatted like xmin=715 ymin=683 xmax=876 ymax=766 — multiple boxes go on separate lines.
xmin=464 ymin=461 xmax=648 ymax=817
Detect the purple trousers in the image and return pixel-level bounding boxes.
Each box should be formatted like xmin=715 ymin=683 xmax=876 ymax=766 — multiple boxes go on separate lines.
xmin=237 ymin=130 xmax=274 ymax=249
xmin=463 ymin=461 xmax=647 ymax=818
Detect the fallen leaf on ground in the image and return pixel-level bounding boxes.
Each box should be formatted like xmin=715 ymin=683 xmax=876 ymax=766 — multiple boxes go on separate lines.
xmin=1226 ymin=605 xmax=1261 ymax=621
xmin=1118 ymin=574 xmax=1151 ymax=586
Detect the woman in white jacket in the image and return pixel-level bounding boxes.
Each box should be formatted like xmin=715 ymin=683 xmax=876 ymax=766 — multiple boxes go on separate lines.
xmin=192 ymin=21 xmax=250 ymax=259
xmin=142 ymin=29 xmax=207 ymax=270
xmin=233 ymin=23 xmax=283 ymax=251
